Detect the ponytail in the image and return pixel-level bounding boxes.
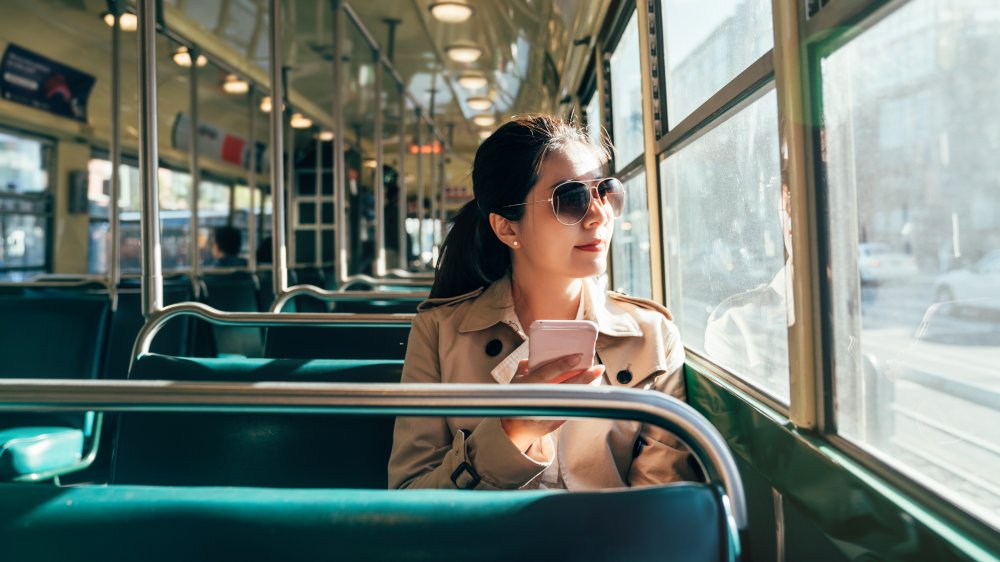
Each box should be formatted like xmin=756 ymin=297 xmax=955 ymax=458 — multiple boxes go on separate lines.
xmin=430 ymin=200 xmax=510 ymax=298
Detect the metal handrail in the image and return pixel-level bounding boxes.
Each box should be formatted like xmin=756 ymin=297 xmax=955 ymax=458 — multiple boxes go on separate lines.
xmin=0 ymin=379 xmax=746 ymax=530
xmin=131 ymin=301 xmax=413 ymax=360
xmin=337 ymin=274 xmax=432 ymax=290
xmin=270 ymin=284 xmax=427 ymax=313
xmin=387 ymin=269 xmax=435 ymax=280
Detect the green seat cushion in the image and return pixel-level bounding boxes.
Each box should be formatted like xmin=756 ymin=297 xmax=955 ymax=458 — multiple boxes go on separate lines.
xmin=0 ymin=484 xmax=729 ymax=562
xmin=0 ymin=427 xmax=83 ymax=478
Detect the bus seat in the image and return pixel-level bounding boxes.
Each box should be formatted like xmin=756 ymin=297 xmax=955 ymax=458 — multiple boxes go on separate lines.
xmin=330 ymin=297 xmax=424 ymax=314
xmin=195 ymin=273 xmax=264 ymax=357
xmin=104 ymin=279 xmax=193 ymax=379
xmin=112 ymin=354 xmax=403 ymax=488
xmin=0 ymin=483 xmax=729 ymax=562
xmin=291 ymin=267 xmax=328 ymax=312
xmin=0 ymin=296 xmax=110 ymax=480
xmin=265 ymin=323 xmax=411 ymax=359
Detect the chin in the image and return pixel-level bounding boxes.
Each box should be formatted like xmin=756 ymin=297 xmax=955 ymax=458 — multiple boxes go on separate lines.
xmin=570 ymin=258 xmax=607 ymax=279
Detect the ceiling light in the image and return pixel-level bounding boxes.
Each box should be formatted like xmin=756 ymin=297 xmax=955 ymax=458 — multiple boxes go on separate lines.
xmin=457 ymin=73 xmax=488 ymax=90
xmin=290 ymin=113 xmax=313 ymax=129
xmin=445 ymin=44 xmax=482 ymax=63
xmin=478 ymin=130 xmax=491 ymax=141
xmin=429 ymin=2 xmax=473 ymax=23
xmin=472 ymin=114 xmax=495 ymax=127
xmin=363 ymin=158 xmax=378 ymax=169
xmin=222 ymin=74 xmax=249 ymax=95
xmin=103 ymin=12 xmax=138 ymax=31
xmin=316 ymin=130 xmax=335 ymax=141
xmin=172 ymin=46 xmax=207 ymax=68
xmin=466 ymin=96 xmax=492 ymax=111
xmin=259 ymin=96 xmax=286 ymax=113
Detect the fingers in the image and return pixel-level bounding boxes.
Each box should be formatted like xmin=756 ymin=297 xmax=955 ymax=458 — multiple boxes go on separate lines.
xmin=528 ymin=354 xmax=586 ymax=383
xmin=560 ymin=365 xmax=605 ymax=385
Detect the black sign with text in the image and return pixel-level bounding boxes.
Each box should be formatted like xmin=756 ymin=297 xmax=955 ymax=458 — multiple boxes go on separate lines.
xmin=0 ymin=44 xmax=95 ymax=123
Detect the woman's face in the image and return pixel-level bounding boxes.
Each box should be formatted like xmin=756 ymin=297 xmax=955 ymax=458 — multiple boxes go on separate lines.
xmin=510 ymin=142 xmax=614 ymax=280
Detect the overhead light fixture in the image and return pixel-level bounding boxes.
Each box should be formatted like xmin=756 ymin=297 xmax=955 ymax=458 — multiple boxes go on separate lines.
xmin=102 ymin=11 xmax=138 ymax=31
xmin=445 ymin=44 xmax=482 ymax=63
xmin=222 ymin=74 xmax=249 ymax=95
xmin=290 ymin=113 xmax=313 ymax=129
xmin=172 ymin=46 xmax=207 ymax=68
xmin=466 ymin=96 xmax=492 ymax=111
xmin=316 ymin=130 xmax=335 ymax=141
xmin=363 ymin=158 xmax=378 ymax=169
xmin=472 ymin=114 xmax=496 ymax=127
xmin=457 ymin=73 xmax=488 ymax=90
xmin=259 ymin=96 xmax=286 ymax=113
xmin=478 ymin=130 xmax=491 ymax=141
xmin=429 ymin=2 xmax=473 ymax=23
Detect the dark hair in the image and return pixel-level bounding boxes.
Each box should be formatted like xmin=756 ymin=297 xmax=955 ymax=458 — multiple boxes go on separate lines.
xmin=213 ymin=225 xmax=242 ymax=257
xmin=430 ymin=114 xmax=608 ymax=298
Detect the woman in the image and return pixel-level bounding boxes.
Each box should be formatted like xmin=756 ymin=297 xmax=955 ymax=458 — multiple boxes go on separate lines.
xmin=388 ymin=115 xmax=694 ymax=490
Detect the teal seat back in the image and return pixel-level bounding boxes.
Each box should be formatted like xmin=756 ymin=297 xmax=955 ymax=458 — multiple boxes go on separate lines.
xmin=112 ymin=354 xmax=403 ymax=488
xmin=290 ymin=267 xmax=328 ymax=312
xmin=0 ymin=483 xmax=729 ymax=562
xmin=265 ymin=323 xmax=411 ymax=359
xmin=104 ymin=279 xmax=193 ymax=379
xmin=196 ymin=273 xmax=263 ymax=357
xmin=0 ymin=296 xmax=110 ymax=432
xmin=331 ymin=297 xmax=424 ymax=314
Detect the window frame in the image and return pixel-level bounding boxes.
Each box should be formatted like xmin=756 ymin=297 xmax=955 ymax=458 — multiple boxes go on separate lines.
xmin=0 ymin=126 xmax=56 ymax=278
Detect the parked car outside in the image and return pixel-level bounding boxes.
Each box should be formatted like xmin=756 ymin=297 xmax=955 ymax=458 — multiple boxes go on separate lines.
xmin=934 ymin=251 xmax=1000 ymax=308
xmin=858 ymin=242 xmax=918 ymax=284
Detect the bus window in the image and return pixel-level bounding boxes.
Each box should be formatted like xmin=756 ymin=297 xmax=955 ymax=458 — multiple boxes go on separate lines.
xmin=609 ymin=10 xmax=643 ymax=166
xmin=0 ymin=130 xmax=51 ymax=280
xmin=822 ymin=0 xmax=1000 ymax=527
xmin=661 ymin=88 xmax=787 ymax=400
xmin=585 ymin=92 xmax=602 ymax=150
xmin=659 ymin=0 xmax=773 ymax=130
xmin=611 ymin=171 xmax=652 ymax=299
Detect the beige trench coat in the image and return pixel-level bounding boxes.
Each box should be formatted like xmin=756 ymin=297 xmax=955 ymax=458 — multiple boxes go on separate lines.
xmin=387 ymin=275 xmax=695 ymax=490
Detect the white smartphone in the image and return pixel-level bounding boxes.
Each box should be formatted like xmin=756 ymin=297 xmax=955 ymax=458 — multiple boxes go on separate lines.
xmin=528 ymin=320 xmax=599 ymax=372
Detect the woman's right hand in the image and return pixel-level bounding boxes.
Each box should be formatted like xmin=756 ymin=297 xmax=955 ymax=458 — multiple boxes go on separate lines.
xmin=500 ymin=355 xmax=605 ymax=453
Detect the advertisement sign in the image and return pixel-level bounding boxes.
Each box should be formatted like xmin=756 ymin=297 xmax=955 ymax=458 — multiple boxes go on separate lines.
xmin=0 ymin=44 xmax=95 ymax=123
xmin=172 ymin=113 xmax=267 ymax=172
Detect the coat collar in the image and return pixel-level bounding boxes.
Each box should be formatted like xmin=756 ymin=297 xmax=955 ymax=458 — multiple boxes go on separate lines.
xmin=457 ymin=275 xmax=643 ymax=338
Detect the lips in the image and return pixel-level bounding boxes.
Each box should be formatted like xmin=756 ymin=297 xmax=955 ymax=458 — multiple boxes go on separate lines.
xmin=575 ymin=240 xmax=605 ymax=252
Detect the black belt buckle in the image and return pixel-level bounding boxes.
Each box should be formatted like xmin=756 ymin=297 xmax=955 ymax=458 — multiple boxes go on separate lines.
xmin=450 ymin=461 xmax=482 ymax=490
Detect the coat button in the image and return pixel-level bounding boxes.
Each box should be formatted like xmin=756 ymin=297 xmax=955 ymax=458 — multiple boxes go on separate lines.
xmin=616 ymin=369 xmax=632 ymax=384
xmin=485 ymin=339 xmax=503 ymax=357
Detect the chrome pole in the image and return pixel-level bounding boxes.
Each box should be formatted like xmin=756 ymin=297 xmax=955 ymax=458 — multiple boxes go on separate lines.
xmin=109 ymin=6 xmax=122 ymax=306
xmin=138 ymin=0 xmax=162 ymax=317
xmin=428 ymin=125 xmax=438 ymax=267
xmin=315 ymin=135 xmax=323 ymax=269
xmin=373 ymin=52 xmax=385 ymax=277
xmin=247 ymin=87 xmax=258 ymax=273
xmin=397 ymin=84 xmax=407 ymax=270
xmin=438 ymin=140 xmax=446 ymax=252
xmin=332 ymin=0 xmax=348 ymax=286
xmin=286 ymin=97 xmax=296 ymax=271
xmin=415 ymin=106 xmax=424 ymax=265
xmin=188 ymin=49 xmax=202 ymax=281
xmin=269 ymin=0 xmax=288 ymax=293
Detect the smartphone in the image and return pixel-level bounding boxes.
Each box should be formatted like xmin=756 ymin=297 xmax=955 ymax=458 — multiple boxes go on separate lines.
xmin=528 ymin=320 xmax=599 ymax=373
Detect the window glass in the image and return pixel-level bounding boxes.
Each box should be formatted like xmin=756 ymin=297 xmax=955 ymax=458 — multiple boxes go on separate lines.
xmin=611 ymin=171 xmax=651 ymax=298
xmin=661 ymin=88 xmax=787 ymax=399
xmin=0 ymin=131 xmax=50 ymax=279
xmin=586 ymin=93 xmax=603 ymax=149
xmin=609 ymin=11 xmax=644 ymax=166
xmin=0 ymin=131 xmax=48 ymax=193
xmin=660 ymin=0 xmax=773 ymax=129
xmin=822 ymin=0 xmax=1000 ymax=526
xmin=198 ymin=179 xmax=232 ymax=265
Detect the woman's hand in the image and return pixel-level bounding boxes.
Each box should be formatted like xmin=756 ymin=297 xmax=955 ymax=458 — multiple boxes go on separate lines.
xmin=500 ymin=355 xmax=605 ymax=453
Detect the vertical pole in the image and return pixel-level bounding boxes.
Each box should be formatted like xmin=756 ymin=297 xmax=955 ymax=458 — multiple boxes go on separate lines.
xmin=415 ymin=106 xmax=424 ymax=265
xmin=315 ymin=136 xmax=322 ymax=268
xmin=138 ymin=0 xmax=163 ymax=317
xmin=373 ymin=53 xmax=385 ymax=277
xmin=428 ymin=125 xmax=438 ymax=267
xmin=332 ymin=0 xmax=348 ymax=286
xmin=269 ymin=0 xmax=288 ymax=293
xmin=247 ymin=87 xmax=258 ymax=273
xmin=188 ymin=49 xmax=202 ymax=280
xmin=397 ymin=88 xmax=407 ymax=270
xmin=286 ymin=98 xmax=296 ymax=271
xmin=438 ymin=142 xmax=446 ymax=245
xmin=109 ymin=5 xmax=122 ymax=305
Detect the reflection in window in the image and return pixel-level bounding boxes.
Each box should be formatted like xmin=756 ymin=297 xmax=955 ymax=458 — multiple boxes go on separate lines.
xmin=661 ymin=89 xmax=787 ymax=399
xmin=609 ymin=11 xmax=644 ymax=166
xmin=611 ymin=172 xmax=651 ymax=299
xmin=823 ymin=0 xmax=1000 ymax=527
xmin=660 ymin=0 xmax=772 ymax=129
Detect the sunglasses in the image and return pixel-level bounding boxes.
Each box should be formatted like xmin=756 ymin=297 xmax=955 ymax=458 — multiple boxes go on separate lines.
xmin=505 ymin=177 xmax=625 ymax=226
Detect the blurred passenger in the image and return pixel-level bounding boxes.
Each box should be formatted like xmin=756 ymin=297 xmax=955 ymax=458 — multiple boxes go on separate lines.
xmin=211 ymin=225 xmax=247 ymax=268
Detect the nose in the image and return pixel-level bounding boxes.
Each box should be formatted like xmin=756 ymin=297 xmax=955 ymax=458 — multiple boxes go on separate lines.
xmin=583 ymin=186 xmax=611 ymax=229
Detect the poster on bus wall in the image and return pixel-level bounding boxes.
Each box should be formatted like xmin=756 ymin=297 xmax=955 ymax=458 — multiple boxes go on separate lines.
xmin=0 ymin=44 xmax=95 ymax=123
xmin=172 ymin=113 xmax=267 ymax=173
